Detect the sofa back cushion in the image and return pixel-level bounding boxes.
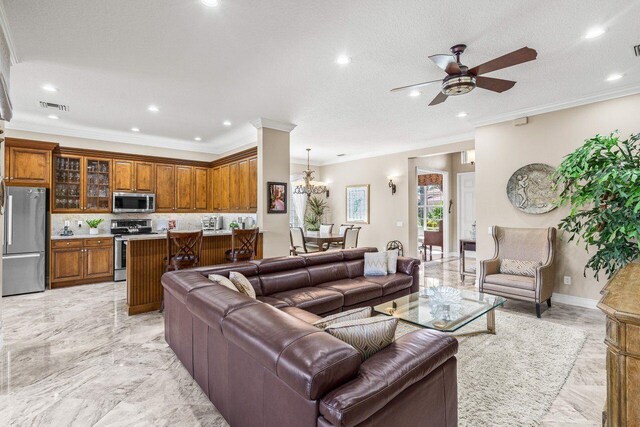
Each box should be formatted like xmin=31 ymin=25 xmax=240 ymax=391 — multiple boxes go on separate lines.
xmin=307 ymin=263 xmax=349 ymax=286
xmin=260 ymin=268 xmax=311 ymax=295
xmin=186 ymin=284 xmax=260 ymax=332
xmin=197 ymin=262 xmax=262 ymax=296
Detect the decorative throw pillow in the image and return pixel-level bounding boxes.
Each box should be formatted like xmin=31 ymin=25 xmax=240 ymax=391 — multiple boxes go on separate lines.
xmin=500 ymin=259 xmax=541 ymax=277
xmin=386 ymin=249 xmax=398 ymax=274
xmin=364 ymin=252 xmax=388 ymax=276
xmin=229 ymin=271 xmax=257 ymax=299
xmin=325 ymin=316 xmax=398 ymax=360
xmin=208 ymin=274 xmax=239 ymax=292
xmin=313 ymin=307 xmax=372 ymax=329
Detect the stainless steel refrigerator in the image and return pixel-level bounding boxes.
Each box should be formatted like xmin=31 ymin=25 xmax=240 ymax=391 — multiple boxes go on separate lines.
xmin=3 ymin=187 xmax=46 ymax=296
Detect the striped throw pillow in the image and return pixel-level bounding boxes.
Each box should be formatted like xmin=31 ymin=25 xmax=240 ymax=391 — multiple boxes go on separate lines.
xmin=325 ymin=316 xmax=398 ymax=360
xmin=313 ymin=307 xmax=372 ymax=329
xmin=229 ymin=271 xmax=257 ymax=299
xmin=364 ymin=252 xmax=388 ymax=276
xmin=500 ymin=259 xmax=541 ymax=277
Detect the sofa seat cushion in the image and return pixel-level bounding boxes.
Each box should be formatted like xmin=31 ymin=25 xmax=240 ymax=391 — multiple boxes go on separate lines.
xmin=257 ymin=295 xmax=290 ymax=308
xmin=317 ymin=278 xmax=382 ymax=306
xmin=271 ymin=287 xmax=344 ymax=315
xmin=485 ymin=273 xmax=535 ymax=290
xmin=362 ymin=274 xmax=413 ymax=296
xmin=280 ymin=306 xmax=323 ymax=324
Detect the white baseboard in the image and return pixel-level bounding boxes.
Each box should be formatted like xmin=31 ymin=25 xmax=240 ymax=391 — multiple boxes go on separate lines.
xmin=551 ymin=293 xmax=599 ymax=310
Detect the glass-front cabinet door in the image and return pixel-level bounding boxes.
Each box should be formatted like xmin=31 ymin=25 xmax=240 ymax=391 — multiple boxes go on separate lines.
xmin=53 ymin=155 xmax=83 ymax=212
xmin=84 ymin=157 xmax=111 ymax=212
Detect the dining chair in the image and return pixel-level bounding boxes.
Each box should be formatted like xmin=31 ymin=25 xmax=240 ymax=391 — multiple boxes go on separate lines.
xmin=290 ymin=227 xmax=317 ymax=255
xmin=225 ymin=228 xmax=260 ymax=262
xmin=386 ymin=240 xmax=404 ymax=256
xmin=342 ymin=227 xmax=360 ymax=249
xmin=328 ymin=224 xmax=353 ymax=250
xmin=320 ymin=224 xmax=334 ymax=234
xmin=165 ymin=230 xmax=204 ymax=272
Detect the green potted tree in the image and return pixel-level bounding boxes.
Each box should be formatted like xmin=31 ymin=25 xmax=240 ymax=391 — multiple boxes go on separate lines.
xmin=554 ymin=132 xmax=640 ymax=279
xmin=304 ymin=196 xmax=328 ymax=232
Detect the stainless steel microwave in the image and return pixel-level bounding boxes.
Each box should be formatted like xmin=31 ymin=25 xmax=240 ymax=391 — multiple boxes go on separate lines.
xmin=112 ymin=192 xmax=155 ymax=213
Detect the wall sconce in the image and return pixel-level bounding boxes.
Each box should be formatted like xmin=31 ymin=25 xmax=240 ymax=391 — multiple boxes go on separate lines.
xmin=387 ymin=176 xmax=397 ymax=195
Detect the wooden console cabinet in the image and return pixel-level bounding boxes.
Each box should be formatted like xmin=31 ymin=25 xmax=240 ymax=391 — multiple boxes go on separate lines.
xmin=51 ymin=237 xmax=114 ymax=288
xmin=598 ymin=261 xmax=640 ymax=426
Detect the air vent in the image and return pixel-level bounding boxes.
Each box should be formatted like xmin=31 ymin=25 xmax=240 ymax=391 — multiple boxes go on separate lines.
xmin=635 ymin=44 xmax=640 ymax=57
xmin=39 ymin=101 xmax=69 ymax=112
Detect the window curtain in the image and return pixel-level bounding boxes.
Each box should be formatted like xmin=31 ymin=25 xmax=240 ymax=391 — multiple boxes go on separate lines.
xmin=290 ymin=174 xmax=307 ymax=228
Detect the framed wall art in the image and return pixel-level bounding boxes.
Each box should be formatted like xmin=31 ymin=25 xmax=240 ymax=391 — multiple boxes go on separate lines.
xmin=267 ymin=182 xmax=288 ymax=214
xmin=346 ymin=184 xmax=370 ymax=223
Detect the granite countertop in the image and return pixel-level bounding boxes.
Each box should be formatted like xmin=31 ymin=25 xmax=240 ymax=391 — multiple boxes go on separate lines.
xmin=123 ymin=229 xmax=260 ymax=241
xmin=51 ymin=233 xmax=116 ymax=240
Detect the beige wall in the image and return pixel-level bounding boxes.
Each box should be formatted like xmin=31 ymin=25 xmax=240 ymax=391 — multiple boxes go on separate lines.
xmin=475 ymin=93 xmax=640 ymax=301
xmin=320 ymin=140 xmax=474 ymax=257
xmin=6 ymin=129 xmax=220 ymax=162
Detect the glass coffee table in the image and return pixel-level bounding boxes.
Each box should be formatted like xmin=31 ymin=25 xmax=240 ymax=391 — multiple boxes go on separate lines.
xmin=374 ymin=286 xmax=506 ymax=335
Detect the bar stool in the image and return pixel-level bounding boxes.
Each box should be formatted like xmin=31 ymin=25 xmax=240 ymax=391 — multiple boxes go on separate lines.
xmin=165 ymin=230 xmax=204 ymax=272
xmin=225 ymin=228 xmax=260 ymax=262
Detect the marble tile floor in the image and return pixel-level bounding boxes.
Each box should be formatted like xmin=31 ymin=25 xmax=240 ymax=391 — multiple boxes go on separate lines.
xmin=0 ymin=258 xmax=606 ymax=426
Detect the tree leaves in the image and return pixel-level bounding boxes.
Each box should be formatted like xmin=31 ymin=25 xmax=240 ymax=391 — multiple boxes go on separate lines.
xmin=554 ymin=132 xmax=640 ymax=280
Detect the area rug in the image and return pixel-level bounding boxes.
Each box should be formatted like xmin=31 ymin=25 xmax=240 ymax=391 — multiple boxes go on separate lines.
xmin=395 ymin=311 xmax=587 ymax=427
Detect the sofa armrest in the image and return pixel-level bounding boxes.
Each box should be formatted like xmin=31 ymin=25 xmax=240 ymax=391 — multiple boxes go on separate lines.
xmin=479 ymin=258 xmax=500 ymax=283
xmin=396 ymin=256 xmax=421 ymax=293
xmin=536 ymin=262 xmax=555 ymax=302
xmin=319 ymin=330 xmax=458 ymax=427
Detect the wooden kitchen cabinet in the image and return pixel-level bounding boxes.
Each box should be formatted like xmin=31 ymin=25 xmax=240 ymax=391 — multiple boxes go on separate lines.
xmin=237 ymin=159 xmax=249 ymax=211
xmin=211 ymin=167 xmax=221 ymax=210
xmin=194 ymin=167 xmax=209 ymax=212
xmin=114 ymin=160 xmax=154 ymax=192
xmin=51 ymin=238 xmax=114 ymax=288
xmin=155 ymin=164 xmax=176 ymax=212
xmin=6 ymin=146 xmax=51 ymax=187
xmin=134 ymin=162 xmax=155 ymax=192
xmin=249 ymin=157 xmax=258 ymax=210
xmin=228 ymin=162 xmax=239 ymax=211
xmin=175 ymin=165 xmax=193 ymax=211
xmin=83 ymin=157 xmax=112 ymax=212
xmin=219 ymin=164 xmax=230 ymax=211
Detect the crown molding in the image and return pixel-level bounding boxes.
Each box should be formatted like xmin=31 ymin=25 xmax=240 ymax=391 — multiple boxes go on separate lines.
xmin=251 ymin=117 xmax=297 ymax=132
xmin=6 ymin=119 xmax=223 ymax=155
xmin=0 ymin=0 xmax=18 ymax=65
xmin=471 ymin=83 xmax=640 ymax=128
xmin=315 ymin=131 xmax=475 ymax=166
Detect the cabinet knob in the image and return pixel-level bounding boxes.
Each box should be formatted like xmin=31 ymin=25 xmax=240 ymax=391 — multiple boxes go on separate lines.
xmin=97 ymin=241 xmax=101 ymax=243
xmin=66 ymin=242 xmax=70 ymax=245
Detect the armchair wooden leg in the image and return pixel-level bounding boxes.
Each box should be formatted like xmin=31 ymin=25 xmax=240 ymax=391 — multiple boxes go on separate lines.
xmin=547 ymin=297 xmax=552 ymax=308
xmin=535 ymin=303 xmax=541 ymax=318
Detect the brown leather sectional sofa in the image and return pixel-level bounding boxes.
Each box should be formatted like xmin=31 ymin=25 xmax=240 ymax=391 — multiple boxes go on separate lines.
xmin=161 ymin=247 xmax=458 ymax=427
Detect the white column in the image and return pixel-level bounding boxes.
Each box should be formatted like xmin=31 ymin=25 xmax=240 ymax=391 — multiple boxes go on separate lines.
xmin=252 ymin=118 xmax=296 ymax=258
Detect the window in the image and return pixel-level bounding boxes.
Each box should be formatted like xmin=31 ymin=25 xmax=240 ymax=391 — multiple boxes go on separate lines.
xmin=417 ymin=184 xmax=443 ymax=233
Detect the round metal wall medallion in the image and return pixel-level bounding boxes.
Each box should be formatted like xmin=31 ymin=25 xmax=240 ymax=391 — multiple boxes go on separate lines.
xmin=506 ymin=163 xmax=557 ymax=214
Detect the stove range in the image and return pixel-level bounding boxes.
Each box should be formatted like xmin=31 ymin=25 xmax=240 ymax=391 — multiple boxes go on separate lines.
xmin=111 ymin=219 xmax=154 ymax=281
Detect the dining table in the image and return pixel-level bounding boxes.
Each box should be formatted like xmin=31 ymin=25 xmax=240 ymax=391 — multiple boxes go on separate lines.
xmin=302 ymin=231 xmax=345 ymax=251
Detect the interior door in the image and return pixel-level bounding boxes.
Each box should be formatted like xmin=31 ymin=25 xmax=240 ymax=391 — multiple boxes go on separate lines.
xmin=457 ymin=172 xmax=476 ymax=241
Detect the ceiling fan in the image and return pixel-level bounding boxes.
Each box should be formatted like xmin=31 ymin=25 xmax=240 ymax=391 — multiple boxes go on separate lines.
xmin=391 ymin=44 xmax=537 ymax=106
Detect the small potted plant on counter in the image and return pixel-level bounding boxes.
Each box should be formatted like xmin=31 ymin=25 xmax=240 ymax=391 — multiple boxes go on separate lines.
xmin=229 ymin=221 xmax=240 ymax=230
xmin=86 ymin=219 xmax=104 ymax=235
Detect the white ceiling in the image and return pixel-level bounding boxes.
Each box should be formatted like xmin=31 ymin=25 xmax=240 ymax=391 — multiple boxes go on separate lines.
xmin=3 ymin=0 xmax=640 ymax=164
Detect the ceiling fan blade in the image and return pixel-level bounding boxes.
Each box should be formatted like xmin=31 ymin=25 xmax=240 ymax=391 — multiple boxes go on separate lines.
xmin=469 ymin=47 xmax=537 ymax=76
xmin=390 ymin=79 xmax=441 ymax=93
xmin=429 ymin=92 xmax=448 ymax=106
xmin=428 ymin=54 xmax=461 ymax=75
xmin=475 ymin=76 xmax=517 ymax=93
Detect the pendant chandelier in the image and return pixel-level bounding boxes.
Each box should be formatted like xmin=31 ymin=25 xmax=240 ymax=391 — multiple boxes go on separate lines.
xmin=294 ymin=148 xmax=329 ymax=197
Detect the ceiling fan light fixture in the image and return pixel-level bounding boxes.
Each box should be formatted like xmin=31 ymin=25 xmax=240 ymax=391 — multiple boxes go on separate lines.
xmin=442 ymin=75 xmax=476 ymax=96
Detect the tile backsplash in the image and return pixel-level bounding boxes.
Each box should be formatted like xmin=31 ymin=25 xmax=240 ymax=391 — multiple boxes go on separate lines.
xmin=51 ymin=213 xmax=257 ymax=236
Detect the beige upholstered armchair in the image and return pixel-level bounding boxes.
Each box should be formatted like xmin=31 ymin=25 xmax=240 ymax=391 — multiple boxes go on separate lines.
xmin=479 ymin=226 xmax=556 ymax=318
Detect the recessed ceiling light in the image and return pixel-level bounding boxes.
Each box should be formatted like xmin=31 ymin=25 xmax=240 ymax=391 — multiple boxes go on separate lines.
xmin=42 ymin=84 xmax=58 ymax=92
xmin=223 ymin=120 xmax=231 ymax=126
xmin=584 ymin=27 xmax=606 ymax=39
xmin=456 ymin=112 xmax=468 ymax=118
xmin=131 ymin=127 xmax=140 ymax=132
xmin=336 ymin=55 xmax=351 ymax=65
xmin=147 ymin=105 xmax=159 ymax=112
xmin=409 ymin=90 xmax=420 ymax=97
xmin=200 ymin=0 xmax=219 ymax=6
xmin=606 ymin=73 xmax=623 ymax=82
xmin=48 ymin=114 xmax=59 ymax=120
xmin=194 ymin=137 xmax=202 ymax=141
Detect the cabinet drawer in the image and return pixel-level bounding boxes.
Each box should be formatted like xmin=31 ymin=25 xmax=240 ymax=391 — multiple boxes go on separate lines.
xmin=83 ymin=238 xmax=114 ymax=247
xmin=52 ymin=240 xmax=84 ymax=249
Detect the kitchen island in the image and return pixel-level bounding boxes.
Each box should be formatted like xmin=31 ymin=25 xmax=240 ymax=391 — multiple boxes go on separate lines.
xmin=126 ymin=230 xmax=263 ymax=315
